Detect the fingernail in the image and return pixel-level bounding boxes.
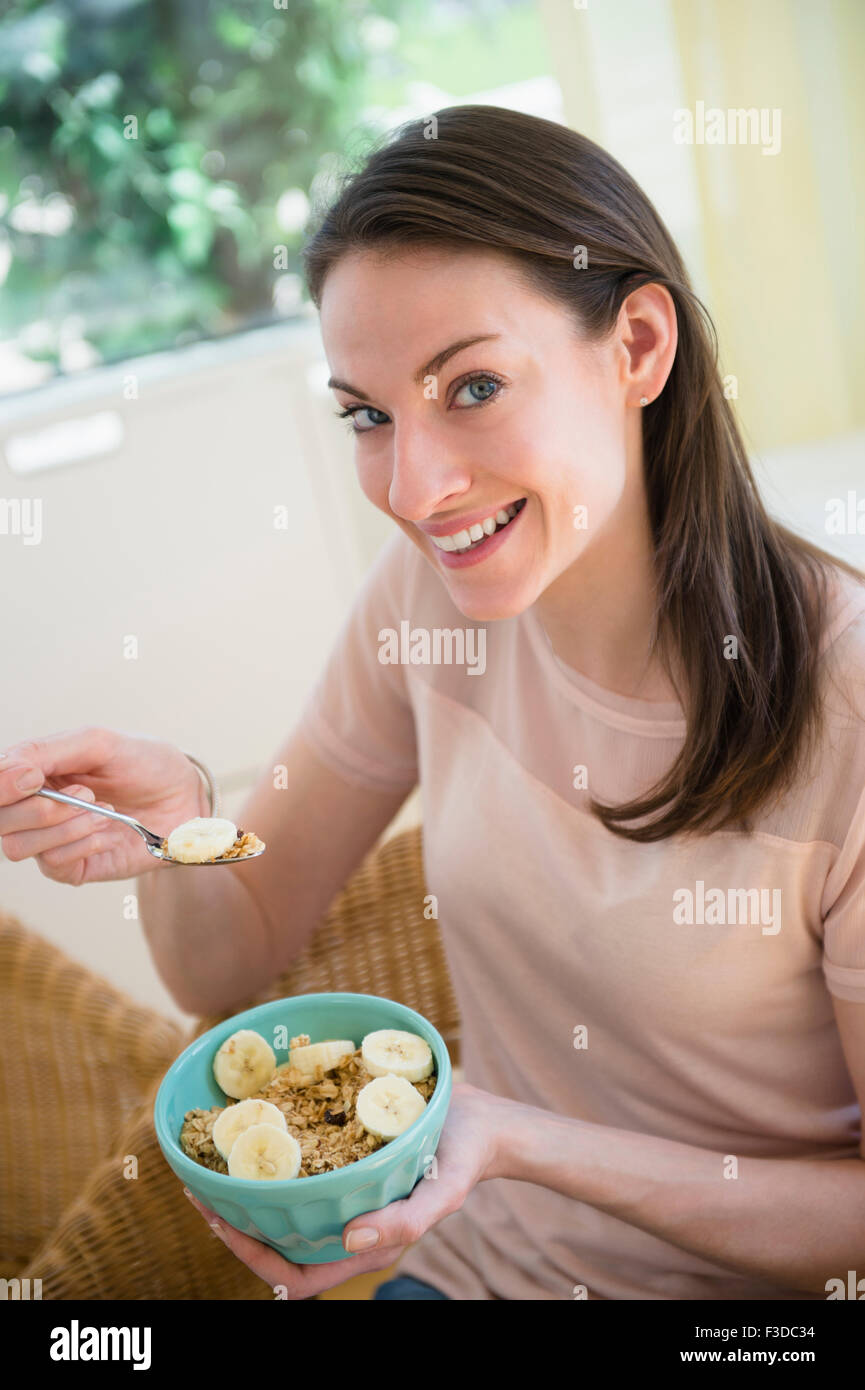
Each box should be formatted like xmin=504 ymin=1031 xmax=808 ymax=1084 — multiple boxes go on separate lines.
xmin=345 ymin=1227 xmax=380 ymax=1253
xmin=183 ymin=1187 xmax=193 ymax=1199
xmin=16 ymin=769 xmax=43 ymax=790
xmin=210 ymin=1221 xmax=226 ymax=1240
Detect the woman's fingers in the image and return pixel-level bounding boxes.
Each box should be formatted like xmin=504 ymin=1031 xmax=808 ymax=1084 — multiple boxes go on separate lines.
xmin=0 ymin=727 xmax=116 ymax=828
xmin=36 ymin=829 xmax=114 ymax=886
xmin=0 ymin=727 xmax=115 ymax=785
xmin=37 ymin=822 xmax=112 ymax=871
xmin=183 ymin=1190 xmax=405 ymax=1298
xmin=0 ymin=759 xmax=46 ymax=811
xmin=0 ymin=781 xmax=95 ymax=834
xmin=1 ymin=789 xmax=112 ymax=862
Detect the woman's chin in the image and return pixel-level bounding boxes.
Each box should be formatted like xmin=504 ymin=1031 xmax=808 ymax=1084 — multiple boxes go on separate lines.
xmin=445 ymin=583 xmax=536 ymax=624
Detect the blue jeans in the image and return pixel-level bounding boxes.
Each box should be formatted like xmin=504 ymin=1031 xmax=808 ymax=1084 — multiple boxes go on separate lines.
xmin=373 ymin=1274 xmax=451 ymax=1300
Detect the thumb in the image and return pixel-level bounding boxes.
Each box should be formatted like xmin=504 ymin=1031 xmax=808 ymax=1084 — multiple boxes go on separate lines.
xmin=342 ymin=1163 xmax=457 ymax=1253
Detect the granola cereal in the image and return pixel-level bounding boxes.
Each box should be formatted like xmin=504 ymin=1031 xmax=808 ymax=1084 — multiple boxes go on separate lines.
xmin=180 ymin=1046 xmax=436 ymax=1177
xmin=213 ymin=830 xmax=265 ymax=860
xmin=161 ymin=829 xmax=265 ymax=863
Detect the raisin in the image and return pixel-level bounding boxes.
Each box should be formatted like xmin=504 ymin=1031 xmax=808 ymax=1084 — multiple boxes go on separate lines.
xmin=324 ymin=1108 xmax=347 ymax=1126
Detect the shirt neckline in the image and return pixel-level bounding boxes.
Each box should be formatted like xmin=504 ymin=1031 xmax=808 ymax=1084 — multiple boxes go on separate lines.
xmin=522 ymin=604 xmax=688 ymax=738
xmin=520 ymin=568 xmax=865 ymax=739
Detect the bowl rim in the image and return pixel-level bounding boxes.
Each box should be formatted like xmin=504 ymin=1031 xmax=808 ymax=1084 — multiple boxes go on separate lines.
xmin=154 ymin=991 xmax=452 ymax=1192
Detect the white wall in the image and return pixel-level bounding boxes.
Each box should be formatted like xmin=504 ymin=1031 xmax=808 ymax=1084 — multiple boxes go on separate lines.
xmin=0 ymin=320 xmax=407 ymax=1026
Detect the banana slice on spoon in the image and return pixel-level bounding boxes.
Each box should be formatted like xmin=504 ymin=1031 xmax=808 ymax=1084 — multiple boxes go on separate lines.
xmin=165 ymin=817 xmax=238 ymax=863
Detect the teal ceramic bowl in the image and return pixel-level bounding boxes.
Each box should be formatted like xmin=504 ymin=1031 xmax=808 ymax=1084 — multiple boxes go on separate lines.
xmin=154 ymin=992 xmax=452 ymax=1264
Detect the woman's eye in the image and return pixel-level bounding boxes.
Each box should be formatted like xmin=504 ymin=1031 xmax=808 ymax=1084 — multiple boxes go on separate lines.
xmin=336 ymin=374 xmax=502 ymax=433
xmin=452 ymin=377 xmax=500 ymax=407
xmin=337 ymin=405 xmax=391 ymax=433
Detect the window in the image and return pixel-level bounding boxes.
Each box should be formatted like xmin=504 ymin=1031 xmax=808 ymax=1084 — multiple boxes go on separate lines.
xmin=0 ymin=0 xmax=558 ymax=399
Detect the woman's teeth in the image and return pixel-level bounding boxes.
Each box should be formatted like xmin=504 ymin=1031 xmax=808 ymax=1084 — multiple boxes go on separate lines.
xmin=430 ymin=499 xmax=526 ymax=553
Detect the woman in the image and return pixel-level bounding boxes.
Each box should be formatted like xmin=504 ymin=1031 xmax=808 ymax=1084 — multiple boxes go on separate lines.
xmin=2 ymin=106 xmax=864 ymax=1301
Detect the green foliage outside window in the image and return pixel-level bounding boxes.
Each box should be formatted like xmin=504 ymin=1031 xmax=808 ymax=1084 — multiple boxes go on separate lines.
xmin=0 ymin=0 xmax=422 ymax=381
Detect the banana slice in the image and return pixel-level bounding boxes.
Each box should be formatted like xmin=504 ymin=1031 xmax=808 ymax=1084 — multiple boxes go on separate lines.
xmin=166 ymin=817 xmax=238 ymax=863
xmin=356 ymin=1074 xmax=426 ymax=1141
xmin=212 ymin=1099 xmax=287 ymax=1160
xmin=288 ymin=1038 xmax=356 ymax=1080
xmin=361 ymin=1029 xmax=433 ymax=1082
xmin=227 ymin=1123 xmax=302 ymax=1180
xmin=213 ymin=1029 xmax=276 ymax=1099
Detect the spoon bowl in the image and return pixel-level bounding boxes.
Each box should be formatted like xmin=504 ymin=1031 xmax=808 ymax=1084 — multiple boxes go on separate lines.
xmin=33 ymin=787 xmax=265 ymax=865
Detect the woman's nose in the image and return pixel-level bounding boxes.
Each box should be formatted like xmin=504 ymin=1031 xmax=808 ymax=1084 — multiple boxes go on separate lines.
xmin=387 ymin=418 xmax=472 ymax=521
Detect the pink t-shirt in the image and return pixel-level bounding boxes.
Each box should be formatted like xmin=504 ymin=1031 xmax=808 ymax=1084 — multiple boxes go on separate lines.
xmin=298 ymin=531 xmax=865 ymax=1301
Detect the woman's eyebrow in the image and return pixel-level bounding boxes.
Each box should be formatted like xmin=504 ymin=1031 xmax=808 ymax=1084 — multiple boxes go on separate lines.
xmin=326 ymin=333 xmax=502 ymax=400
xmin=412 ymin=333 xmax=501 ymax=384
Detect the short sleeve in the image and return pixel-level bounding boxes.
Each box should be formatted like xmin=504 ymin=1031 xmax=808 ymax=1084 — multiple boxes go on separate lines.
xmin=297 ymin=532 xmax=418 ymax=794
xmin=822 ymin=780 xmax=865 ymax=1002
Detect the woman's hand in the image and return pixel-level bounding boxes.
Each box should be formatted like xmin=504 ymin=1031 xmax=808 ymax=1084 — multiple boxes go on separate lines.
xmin=184 ymin=1081 xmax=512 ymax=1299
xmin=0 ymin=726 xmax=209 ymax=884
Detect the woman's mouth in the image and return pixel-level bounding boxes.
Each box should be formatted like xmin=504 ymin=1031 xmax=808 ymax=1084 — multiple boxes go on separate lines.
xmin=425 ymin=498 xmax=527 ymax=568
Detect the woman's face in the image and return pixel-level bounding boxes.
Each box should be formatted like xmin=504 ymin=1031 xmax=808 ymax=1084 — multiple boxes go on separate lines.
xmin=319 ymin=245 xmax=643 ymax=622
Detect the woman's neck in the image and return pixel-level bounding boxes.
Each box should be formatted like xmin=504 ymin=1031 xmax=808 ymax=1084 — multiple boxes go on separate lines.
xmin=534 ymin=494 xmax=683 ymax=705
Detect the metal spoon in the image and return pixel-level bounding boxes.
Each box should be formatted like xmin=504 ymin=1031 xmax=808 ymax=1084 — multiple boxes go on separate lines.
xmin=33 ymin=787 xmax=265 ymax=864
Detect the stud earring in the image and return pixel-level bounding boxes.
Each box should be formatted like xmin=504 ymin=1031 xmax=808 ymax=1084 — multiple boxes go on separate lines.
xmin=639 ymin=396 xmax=649 ymax=407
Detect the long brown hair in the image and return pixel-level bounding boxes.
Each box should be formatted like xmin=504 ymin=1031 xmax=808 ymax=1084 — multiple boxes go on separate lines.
xmin=302 ymin=104 xmax=863 ymax=842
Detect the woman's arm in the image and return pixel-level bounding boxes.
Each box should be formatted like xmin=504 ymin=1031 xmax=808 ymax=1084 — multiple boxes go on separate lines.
xmin=492 ymin=997 xmax=865 ymax=1294
xmin=139 ymin=729 xmax=411 ymax=1015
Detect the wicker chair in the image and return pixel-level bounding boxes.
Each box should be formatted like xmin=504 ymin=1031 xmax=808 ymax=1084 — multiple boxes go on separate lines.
xmin=0 ymin=825 xmax=460 ymax=1300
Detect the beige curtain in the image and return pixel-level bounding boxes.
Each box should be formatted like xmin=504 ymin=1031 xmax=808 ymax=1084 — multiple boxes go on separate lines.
xmin=538 ymin=0 xmax=864 ymax=452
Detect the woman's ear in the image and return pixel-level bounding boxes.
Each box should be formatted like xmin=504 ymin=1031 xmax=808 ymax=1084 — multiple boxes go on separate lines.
xmin=616 ymin=283 xmax=678 ymax=408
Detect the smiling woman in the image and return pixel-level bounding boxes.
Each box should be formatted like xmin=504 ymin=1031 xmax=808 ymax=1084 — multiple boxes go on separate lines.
xmin=7 ymin=101 xmax=865 ymax=1306
xmin=303 ymin=104 xmax=862 ymax=841
xmin=272 ymin=103 xmax=865 ymax=1302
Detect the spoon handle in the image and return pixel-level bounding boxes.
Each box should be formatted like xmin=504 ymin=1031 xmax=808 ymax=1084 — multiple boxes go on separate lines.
xmin=34 ymin=787 xmax=160 ymax=846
